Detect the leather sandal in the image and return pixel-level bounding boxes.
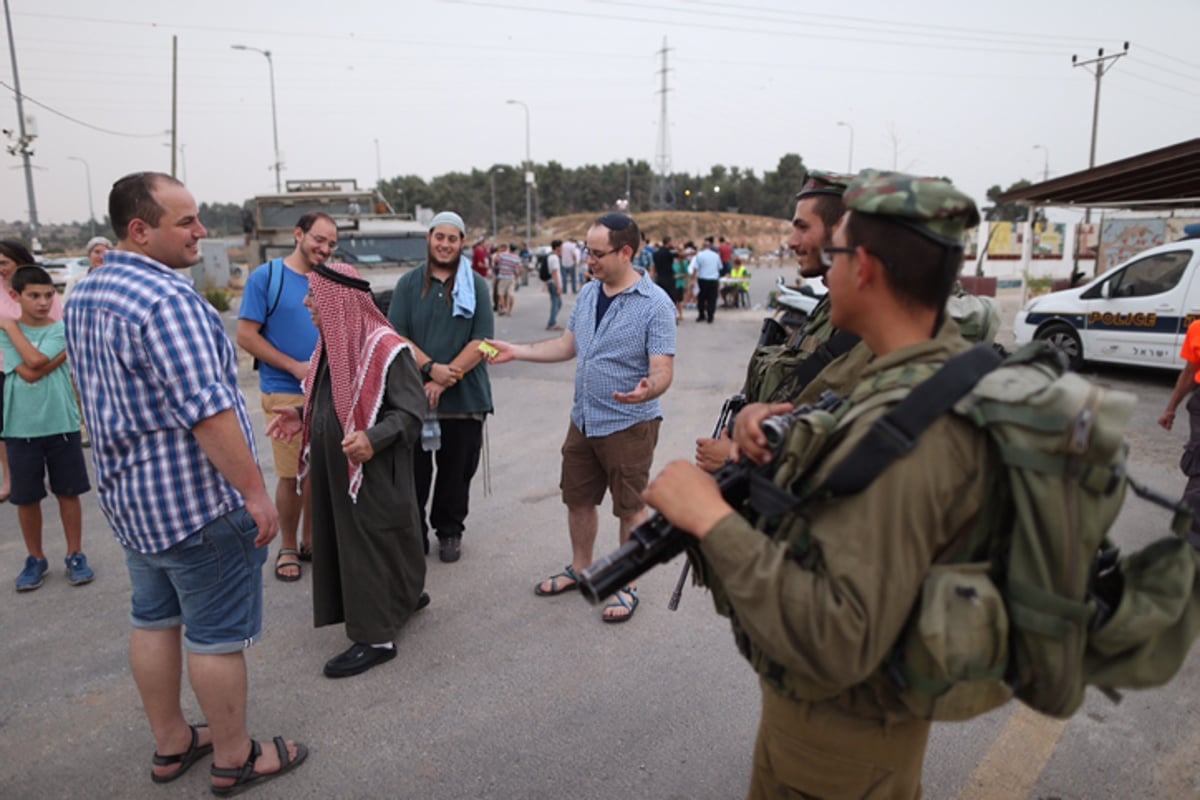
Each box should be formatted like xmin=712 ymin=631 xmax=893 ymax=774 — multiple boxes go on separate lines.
xmin=273 ymin=549 xmax=302 ymax=582
xmin=151 ymin=723 xmax=213 ymax=784
xmin=210 ymin=737 xmax=308 ymax=797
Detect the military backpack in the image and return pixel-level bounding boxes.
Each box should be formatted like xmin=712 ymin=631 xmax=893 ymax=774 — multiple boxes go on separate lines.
xmin=813 ymin=342 xmax=1200 ymax=721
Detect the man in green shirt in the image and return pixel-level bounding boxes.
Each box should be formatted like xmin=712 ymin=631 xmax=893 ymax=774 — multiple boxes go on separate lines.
xmin=387 ymin=211 xmax=494 ymax=563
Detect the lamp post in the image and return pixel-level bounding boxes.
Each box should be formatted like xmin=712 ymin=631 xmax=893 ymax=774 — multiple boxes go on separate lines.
xmin=837 ymin=121 xmax=854 ymax=173
xmin=1033 ymin=144 xmax=1049 ymax=182
xmin=490 ymin=166 xmax=506 ymax=242
xmin=232 ymin=44 xmax=282 ymax=192
xmin=506 ymin=99 xmax=532 ymax=249
xmin=66 ymin=155 xmax=95 ymax=237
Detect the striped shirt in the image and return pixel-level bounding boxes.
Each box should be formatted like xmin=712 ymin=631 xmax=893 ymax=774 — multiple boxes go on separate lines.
xmin=64 ymin=251 xmax=256 ymax=554
xmin=567 ymin=270 xmax=676 ymax=437
xmin=495 ymin=252 xmax=521 ymax=280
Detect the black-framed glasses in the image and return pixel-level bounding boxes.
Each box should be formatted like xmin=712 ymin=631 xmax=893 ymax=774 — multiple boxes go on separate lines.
xmin=587 ymin=248 xmax=619 ymax=261
xmin=819 ymin=245 xmax=855 ymax=269
xmin=597 ymin=212 xmax=634 ymax=231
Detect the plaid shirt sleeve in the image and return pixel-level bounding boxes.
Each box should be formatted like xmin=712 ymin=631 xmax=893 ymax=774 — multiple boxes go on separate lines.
xmin=142 ymin=292 xmax=241 ymax=429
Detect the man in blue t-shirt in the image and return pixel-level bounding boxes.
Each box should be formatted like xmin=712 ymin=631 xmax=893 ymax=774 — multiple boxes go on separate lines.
xmin=237 ymin=212 xmax=333 ymax=581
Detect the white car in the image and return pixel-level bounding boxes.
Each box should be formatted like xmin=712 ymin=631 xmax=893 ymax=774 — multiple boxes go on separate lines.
xmin=41 ymin=257 xmax=90 ymax=291
xmin=1013 ymin=239 xmax=1200 ymax=371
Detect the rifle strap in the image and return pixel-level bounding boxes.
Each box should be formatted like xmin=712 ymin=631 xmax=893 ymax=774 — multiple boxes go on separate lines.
xmin=819 ymin=343 xmax=1002 ymax=497
xmin=771 ymin=329 xmax=861 ymax=403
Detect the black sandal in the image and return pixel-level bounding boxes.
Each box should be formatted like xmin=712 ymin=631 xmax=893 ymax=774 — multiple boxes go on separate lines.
xmin=151 ymin=722 xmax=213 ymax=784
xmin=274 ymin=549 xmax=302 ymax=582
xmin=297 ymin=544 xmax=313 ymax=562
xmin=210 ymin=737 xmax=308 ymax=797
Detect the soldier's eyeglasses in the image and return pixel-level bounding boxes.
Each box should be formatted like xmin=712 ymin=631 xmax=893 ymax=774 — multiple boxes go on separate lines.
xmin=820 ymin=246 xmax=856 ymax=268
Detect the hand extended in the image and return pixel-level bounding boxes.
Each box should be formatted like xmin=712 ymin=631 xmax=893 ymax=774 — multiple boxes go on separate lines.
xmin=1159 ymin=408 xmax=1176 ymax=431
xmin=695 ymin=434 xmax=734 ymax=473
xmin=483 ymin=339 xmax=517 ymax=364
xmin=614 ymin=377 xmax=653 ymax=405
xmin=642 ymin=460 xmax=732 ymax=541
xmin=266 ymin=407 xmax=302 ymax=442
xmin=341 ymin=430 xmax=375 ymax=464
xmin=731 ymin=401 xmax=794 ymax=465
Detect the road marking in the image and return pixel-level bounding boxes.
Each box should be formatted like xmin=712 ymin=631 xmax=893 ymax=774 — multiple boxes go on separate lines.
xmin=955 ymin=705 xmax=1068 ymax=800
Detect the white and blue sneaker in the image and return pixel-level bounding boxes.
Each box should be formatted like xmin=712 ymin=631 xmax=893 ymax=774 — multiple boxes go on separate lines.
xmin=16 ymin=555 xmax=49 ymax=591
xmin=65 ymin=552 xmax=95 ymax=586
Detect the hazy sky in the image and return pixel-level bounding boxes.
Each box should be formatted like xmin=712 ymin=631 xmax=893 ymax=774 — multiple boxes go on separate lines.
xmin=2 ymin=0 xmax=1198 ymax=227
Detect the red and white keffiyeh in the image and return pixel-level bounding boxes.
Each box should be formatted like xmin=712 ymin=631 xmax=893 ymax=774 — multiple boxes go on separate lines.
xmin=299 ymin=262 xmax=411 ymax=501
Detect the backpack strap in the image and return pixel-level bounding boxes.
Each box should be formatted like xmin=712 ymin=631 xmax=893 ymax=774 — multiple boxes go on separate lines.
xmin=264 ymin=258 xmax=287 ymax=321
xmin=780 ymin=329 xmax=861 ymax=397
xmin=819 ymin=344 xmax=1003 ymax=497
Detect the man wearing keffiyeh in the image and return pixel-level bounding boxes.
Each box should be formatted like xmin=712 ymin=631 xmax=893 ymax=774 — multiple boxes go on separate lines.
xmin=268 ymin=261 xmax=429 ymax=679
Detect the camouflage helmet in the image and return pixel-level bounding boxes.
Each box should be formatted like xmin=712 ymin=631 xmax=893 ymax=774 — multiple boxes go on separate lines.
xmin=796 ymin=169 xmax=854 ymax=200
xmin=843 ymin=170 xmax=980 ymax=247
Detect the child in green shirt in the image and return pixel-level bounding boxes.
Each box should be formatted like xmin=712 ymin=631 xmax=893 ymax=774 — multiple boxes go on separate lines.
xmin=0 ymin=265 xmax=93 ymax=591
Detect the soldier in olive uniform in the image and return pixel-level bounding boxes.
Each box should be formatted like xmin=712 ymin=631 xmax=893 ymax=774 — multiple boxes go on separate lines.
xmin=696 ymin=171 xmax=868 ymax=472
xmin=645 ymin=172 xmax=984 ymax=799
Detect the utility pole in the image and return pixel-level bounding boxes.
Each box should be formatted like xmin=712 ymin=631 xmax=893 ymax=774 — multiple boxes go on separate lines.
xmin=1072 ymin=42 xmax=1128 ymax=276
xmin=651 ymin=37 xmax=675 ymax=210
xmin=170 ymin=36 xmax=178 ymax=177
xmin=374 ymin=138 xmax=381 ymax=185
xmin=68 ymin=156 xmax=95 ymax=237
xmin=506 ymin=99 xmax=532 ymax=249
xmin=3 ymin=0 xmax=40 ymax=247
xmin=1033 ymin=144 xmax=1049 ymax=182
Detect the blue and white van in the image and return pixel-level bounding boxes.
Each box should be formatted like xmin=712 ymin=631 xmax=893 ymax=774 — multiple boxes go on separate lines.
xmin=1013 ymin=239 xmax=1200 ymax=371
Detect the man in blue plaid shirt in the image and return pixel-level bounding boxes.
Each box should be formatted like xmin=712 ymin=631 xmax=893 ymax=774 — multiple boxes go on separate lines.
xmin=64 ymin=172 xmax=307 ymax=792
xmin=486 ymin=212 xmax=676 ymax=624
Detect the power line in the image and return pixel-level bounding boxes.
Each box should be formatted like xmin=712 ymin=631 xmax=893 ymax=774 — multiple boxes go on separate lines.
xmin=0 ymin=78 xmax=166 ymax=138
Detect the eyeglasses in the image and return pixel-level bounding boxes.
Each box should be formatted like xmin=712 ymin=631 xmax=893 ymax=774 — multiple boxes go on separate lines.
xmin=597 ymin=212 xmax=634 ymax=231
xmin=587 ymin=248 xmax=620 ymax=261
xmin=819 ymin=245 xmax=855 ymax=269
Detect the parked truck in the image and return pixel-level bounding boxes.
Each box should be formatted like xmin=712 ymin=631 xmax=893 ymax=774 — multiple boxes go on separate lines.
xmin=250 ymin=178 xmax=427 ymax=271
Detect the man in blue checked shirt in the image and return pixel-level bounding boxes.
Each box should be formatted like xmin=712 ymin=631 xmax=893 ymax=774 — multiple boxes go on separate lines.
xmin=64 ymin=173 xmax=307 ymax=793
xmin=486 ymin=212 xmax=676 ymax=624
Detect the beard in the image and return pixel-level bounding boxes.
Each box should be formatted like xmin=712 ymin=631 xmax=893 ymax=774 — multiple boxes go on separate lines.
xmin=428 ymin=243 xmax=463 ymax=271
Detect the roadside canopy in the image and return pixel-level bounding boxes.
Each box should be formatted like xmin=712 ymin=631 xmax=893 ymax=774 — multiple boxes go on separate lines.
xmin=998 ymin=138 xmax=1200 ymax=210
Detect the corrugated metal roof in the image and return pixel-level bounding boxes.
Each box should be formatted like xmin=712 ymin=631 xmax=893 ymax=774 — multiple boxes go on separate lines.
xmin=998 ymin=138 xmax=1200 ymax=210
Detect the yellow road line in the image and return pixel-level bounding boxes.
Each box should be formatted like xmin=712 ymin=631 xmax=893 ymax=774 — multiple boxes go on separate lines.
xmin=954 ymin=704 xmax=1069 ymax=800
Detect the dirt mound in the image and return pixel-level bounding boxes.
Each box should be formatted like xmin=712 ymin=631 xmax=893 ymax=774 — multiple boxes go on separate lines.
xmin=492 ymin=210 xmax=791 ymax=256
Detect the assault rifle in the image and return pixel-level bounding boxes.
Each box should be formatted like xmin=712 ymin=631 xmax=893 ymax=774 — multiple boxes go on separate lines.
xmin=665 ymin=392 xmax=745 ymax=610
xmin=579 ymin=392 xmax=842 ymax=606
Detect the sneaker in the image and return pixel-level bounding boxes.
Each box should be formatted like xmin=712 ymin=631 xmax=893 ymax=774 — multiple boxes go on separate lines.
xmin=16 ymin=555 xmax=48 ymax=592
xmin=65 ymin=552 xmax=95 ymax=586
xmin=438 ymin=537 xmax=462 ymax=564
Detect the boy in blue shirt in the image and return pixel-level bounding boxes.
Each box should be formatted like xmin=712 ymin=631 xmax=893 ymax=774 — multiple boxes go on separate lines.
xmin=0 ymin=265 xmax=93 ymax=590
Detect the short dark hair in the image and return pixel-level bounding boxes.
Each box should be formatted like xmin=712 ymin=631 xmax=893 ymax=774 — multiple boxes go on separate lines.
xmin=844 ymin=211 xmax=960 ymax=311
xmin=811 ymin=195 xmax=847 ymax=236
xmin=551 ymin=239 xmax=563 ymax=250
xmin=11 ymin=264 xmax=53 ymax=293
xmin=662 ymin=235 xmax=672 ymax=245
xmin=109 ymin=172 xmax=183 ymax=240
xmin=704 ymin=236 xmax=715 ymax=246
xmin=0 ymin=240 xmax=36 ymax=267
xmin=296 ymin=211 xmax=336 ymax=233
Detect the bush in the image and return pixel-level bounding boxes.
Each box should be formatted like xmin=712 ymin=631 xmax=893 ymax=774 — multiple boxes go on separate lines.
xmin=205 ymin=289 xmax=231 ymax=312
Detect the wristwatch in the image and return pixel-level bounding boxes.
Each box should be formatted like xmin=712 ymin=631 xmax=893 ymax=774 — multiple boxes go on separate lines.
xmin=421 ymin=361 xmax=435 ymax=381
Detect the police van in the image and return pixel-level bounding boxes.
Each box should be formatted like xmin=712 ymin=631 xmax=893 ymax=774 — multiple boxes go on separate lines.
xmin=1013 ymin=238 xmax=1200 ymax=371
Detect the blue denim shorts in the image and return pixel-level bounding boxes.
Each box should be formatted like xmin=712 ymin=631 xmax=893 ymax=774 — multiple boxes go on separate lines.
xmin=124 ymin=507 xmax=268 ymax=654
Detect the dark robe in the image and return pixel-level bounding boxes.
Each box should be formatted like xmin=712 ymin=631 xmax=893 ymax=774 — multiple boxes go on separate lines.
xmin=310 ymin=348 xmax=427 ymax=643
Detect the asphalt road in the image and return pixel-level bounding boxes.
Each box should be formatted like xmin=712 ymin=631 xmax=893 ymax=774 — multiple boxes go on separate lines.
xmin=2 ymin=265 xmax=1198 ymax=799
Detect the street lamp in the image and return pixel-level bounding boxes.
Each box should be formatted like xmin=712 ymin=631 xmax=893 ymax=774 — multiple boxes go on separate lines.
xmin=506 ymin=99 xmax=532 ymax=249
xmin=232 ymin=44 xmax=282 ymax=192
xmin=1033 ymin=144 xmax=1049 ymax=182
xmin=837 ymin=121 xmax=854 ymax=173
xmin=67 ymin=155 xmax=95 ymax=237
xmin=490 ymin=166 xmax=507 ymax=242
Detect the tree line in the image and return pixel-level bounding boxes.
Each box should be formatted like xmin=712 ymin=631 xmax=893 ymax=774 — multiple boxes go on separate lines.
xmin=375 ymin=154 xmax=811 ymax=228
